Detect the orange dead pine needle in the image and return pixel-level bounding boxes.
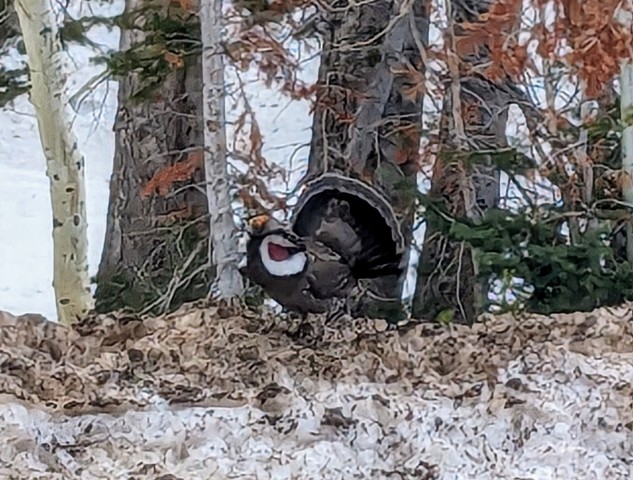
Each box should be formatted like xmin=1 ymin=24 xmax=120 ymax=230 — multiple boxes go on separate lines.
xmin=141 ymin=150 xmax=204 ymax=198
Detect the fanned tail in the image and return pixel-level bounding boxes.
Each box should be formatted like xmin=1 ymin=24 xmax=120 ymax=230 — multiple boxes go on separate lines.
xmin=290 ymin=173 xmax=406 ymax=278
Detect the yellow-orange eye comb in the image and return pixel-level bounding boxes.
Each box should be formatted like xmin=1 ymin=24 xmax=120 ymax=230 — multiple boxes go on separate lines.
xmin=248 ymin=214 xmax=269 ymax=230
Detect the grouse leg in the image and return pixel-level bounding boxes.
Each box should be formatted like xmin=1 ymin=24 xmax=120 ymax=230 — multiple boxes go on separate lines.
xmin=325 ymin=297 xmax=349 ymax=324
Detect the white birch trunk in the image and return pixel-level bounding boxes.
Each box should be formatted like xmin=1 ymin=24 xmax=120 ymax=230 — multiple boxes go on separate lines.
xmin=199 ymin=0 xmax=244 ymax=299
xmin=15 ymin=0 xmax=93 ymax=324
xmin=621 ymin=68 xmax=633 ymax=262
xmin=617 ymin=3 xmax=633 ymax=262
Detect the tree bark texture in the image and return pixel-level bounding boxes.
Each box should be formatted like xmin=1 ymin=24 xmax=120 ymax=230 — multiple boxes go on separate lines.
xmin=0 ymin=0 xmax=18 ymax=49
xmin=95 ymin=0 xmax=210 ymax=314
xmin=199 ymin=0 xmax=244 ymax=299
xmin=306 ymin=0 xmax=430 ymax=319
xmin=15 ymin=0 xmax=93 ymax=324
xmin=412 ymin=0 xmax=523 ymax=323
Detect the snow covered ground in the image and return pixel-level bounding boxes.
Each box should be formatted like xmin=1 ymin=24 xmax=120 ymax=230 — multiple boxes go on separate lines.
xmin=2 ymin=302 xmax=633 ymax=479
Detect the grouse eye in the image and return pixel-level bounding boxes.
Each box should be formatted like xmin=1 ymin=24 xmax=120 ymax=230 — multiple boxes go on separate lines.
xmin=267 ymin=242 xmax=290 ymax=261
xmin=248 ymin=214 xmax=269 ymax=231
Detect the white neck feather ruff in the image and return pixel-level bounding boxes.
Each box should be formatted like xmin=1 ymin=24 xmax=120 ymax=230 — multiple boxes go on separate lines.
xmin=259 ymin=235 xmax=307 ymax=276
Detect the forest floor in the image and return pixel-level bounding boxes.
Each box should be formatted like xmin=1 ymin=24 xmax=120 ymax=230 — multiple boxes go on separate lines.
xmin=0 ymin=303 xmax=632 ymax=479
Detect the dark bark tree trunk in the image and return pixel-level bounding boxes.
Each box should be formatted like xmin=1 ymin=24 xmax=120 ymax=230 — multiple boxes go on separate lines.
xmin=0 ymin=0 xmax=18 ymax=47
xmin=95 ymin=0 xmax=210 ymax=314
xmin=0 ymin=0 xmax=28 ymax=105
xmin=306 ymin=0 xmax=430 ymax=319
xmin=412 ymin=0 xmax=525 ymax=323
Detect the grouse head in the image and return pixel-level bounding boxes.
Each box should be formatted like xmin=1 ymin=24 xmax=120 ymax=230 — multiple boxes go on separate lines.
xmin=244 ymin=214 xmax=308 ymax=277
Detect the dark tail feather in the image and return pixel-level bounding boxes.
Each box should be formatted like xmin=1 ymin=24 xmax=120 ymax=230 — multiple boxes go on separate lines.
xmin=291 ymin=173 xmax=405 ymax=253
xmin=351 ymin=255 xmax=405 ymax=279
xmin=291 ymin=173 xmax=406 ymax=276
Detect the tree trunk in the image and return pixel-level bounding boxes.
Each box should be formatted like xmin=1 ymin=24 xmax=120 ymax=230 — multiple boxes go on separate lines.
xmin=0 ymin=0 xmax=18 ymax=48
xmin=412 ymin=0 xmax=519 ymax=324
xmin=617 ymin=6 xmax=633 ymax=262
xmin=199 ymin=0 xmax=243 ymax=299
xmin=15 ymin=0 xmax=93 ymax=325
xmin=306 ymin=0 xmax=430 ymax=319
xmin=95 ymin=0 xmax=210 ymax=314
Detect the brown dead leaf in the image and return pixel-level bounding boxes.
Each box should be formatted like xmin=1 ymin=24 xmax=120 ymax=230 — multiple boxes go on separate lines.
xmin=170 ymin=0 xmax=196 ymax=12
xmin=164 ymin=51 xmax=185 ymax=69
xmin=141 ymin=150 xmax=204 ymax=198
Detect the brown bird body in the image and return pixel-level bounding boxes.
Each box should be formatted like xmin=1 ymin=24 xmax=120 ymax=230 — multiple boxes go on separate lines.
xmin=241 ymin=217 xmax=354 ymax=314
xmin=240 ymin=173 xmax=405 ymax=315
